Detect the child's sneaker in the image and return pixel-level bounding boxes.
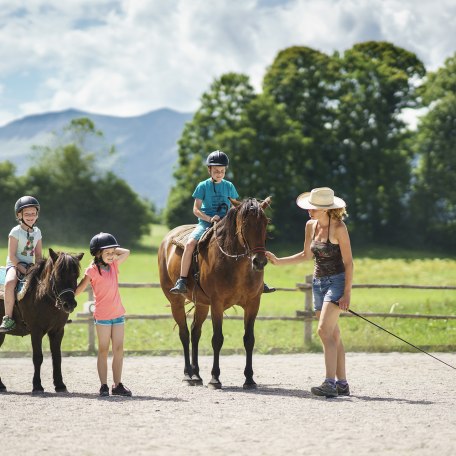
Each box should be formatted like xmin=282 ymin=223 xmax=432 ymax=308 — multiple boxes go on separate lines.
xmin=0 ymin=315 xmax=16 ymax=333
xmin=311 ymin=380 xmax=338 ymax=398
xmin=99 ymin=384 xmax=109 ymax=397
xmin=112 ymin=382 xmax=132 ymax=397
xmin=336 ymin=382 xmax=350 ymax=396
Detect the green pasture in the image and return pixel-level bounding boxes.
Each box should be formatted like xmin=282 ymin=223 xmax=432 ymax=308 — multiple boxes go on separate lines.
xmin=1 ymin=224 xmax=456 ymax=355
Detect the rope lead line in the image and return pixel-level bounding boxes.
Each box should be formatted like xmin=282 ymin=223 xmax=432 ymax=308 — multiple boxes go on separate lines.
xmin=331 ymin=301 xmax=456 ymax=371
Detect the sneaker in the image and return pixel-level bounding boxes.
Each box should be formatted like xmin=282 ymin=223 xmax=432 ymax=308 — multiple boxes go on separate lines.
xmin=112 ymin=382 xmax=132 ymax=397
xmin=311 ymin=380 xmax=338 ymax=398
xmin=99 ymin=384 xmax=109 ymax=397
xmin=170 ymin=278 xmax=188 ymax=294
xmin=336 ymin=383 xmax=350 ymax=396
xmin=263 ymin=283 xmax=276 ymax=293
xmin=0 ymin=315 xmax=16 ymax=333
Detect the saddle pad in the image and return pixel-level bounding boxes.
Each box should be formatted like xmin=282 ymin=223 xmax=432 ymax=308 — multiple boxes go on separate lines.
xmin=171 ymin=225 xmax=197 ymax=249
xmin=0 ymin=267 xmax=5 ymax=286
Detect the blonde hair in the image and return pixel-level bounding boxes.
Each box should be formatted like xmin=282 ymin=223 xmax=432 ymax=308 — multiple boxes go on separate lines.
xmin=328 ymin=207 xmax=348 ymax=221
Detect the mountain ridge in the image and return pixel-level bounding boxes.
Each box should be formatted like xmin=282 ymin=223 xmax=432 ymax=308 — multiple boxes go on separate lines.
xmin=0 ymin=108 xmax=193 ymax=207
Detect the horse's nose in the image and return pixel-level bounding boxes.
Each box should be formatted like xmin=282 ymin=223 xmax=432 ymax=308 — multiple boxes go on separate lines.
xmin=64 ymin=299 xmax=77 ymax=314
xmin=252 ymin=254 xmax=267 ymax=271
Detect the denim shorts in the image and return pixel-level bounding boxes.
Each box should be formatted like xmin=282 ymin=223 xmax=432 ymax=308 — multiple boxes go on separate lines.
xmin=312 ymin=272 xmax=346 ymax=311
xmin=190 ymin=221 xmax=211 ymax=240
xmin=94 ymin=316 xmax=125 ymax=326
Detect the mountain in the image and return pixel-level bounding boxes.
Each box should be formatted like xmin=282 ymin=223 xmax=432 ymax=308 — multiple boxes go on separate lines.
xmin=0 ymin=108 xmax=193 ymax=208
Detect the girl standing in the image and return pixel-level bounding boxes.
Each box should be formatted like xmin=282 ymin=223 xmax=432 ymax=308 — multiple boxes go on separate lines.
xmin=76 ymin=232 xmax=132 ymax=397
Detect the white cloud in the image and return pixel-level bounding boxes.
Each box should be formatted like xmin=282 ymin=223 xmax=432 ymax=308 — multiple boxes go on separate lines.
xmin=0 ymin=0 xmax=455 ymax=126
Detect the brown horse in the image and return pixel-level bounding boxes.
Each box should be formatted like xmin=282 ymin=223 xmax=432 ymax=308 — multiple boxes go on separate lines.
xmin=0 ymin=249 xmax=83 ymax=393
xmin=158 ymin=197 xmax=270 ymax=389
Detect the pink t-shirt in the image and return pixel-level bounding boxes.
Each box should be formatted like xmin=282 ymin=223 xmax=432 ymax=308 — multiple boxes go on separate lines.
xmin=85 ymin=261 xmax=125 ymax=320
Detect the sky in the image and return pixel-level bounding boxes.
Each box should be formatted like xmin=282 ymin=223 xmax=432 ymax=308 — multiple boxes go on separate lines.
xmin=0 ymin=0 xmax=455 ymax=127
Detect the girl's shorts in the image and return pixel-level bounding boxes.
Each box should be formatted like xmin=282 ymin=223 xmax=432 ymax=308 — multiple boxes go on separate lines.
xmin=94 ymin=316 xmax=125 ymax=326
xmin=190 ymin=221 xmax=211 ymax=240
xmin=312 ymin=272 xmax=346 ymax=311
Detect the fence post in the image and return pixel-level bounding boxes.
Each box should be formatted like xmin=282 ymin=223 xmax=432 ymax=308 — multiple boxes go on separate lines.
xmin=87 ymin=287 xmax=96 ymax=354
xmin=304 ymin=274 xmax=313 ymax=347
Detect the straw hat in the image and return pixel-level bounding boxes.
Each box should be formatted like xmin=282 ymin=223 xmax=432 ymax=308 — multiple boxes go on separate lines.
xmin=296 ymin=187 xmax=346 ymax=210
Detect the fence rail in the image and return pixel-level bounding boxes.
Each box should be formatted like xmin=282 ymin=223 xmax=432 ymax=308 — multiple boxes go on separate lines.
xmin=70 ymin=277 xmax=456 ymax=354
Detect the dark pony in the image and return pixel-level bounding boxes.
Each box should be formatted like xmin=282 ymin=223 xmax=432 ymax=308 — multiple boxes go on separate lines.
xmin=0 ymin=249 xmax=84 ymax=393
xmin=159 ymin=197 xmax=270 ymax=389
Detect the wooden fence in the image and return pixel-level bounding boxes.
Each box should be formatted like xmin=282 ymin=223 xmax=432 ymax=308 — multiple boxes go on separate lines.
xmin=73 ymin=276 xmax=456 ymax=354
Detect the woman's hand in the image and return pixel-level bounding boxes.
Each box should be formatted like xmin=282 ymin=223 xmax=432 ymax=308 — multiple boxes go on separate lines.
xmin=266 ymin=251 xmax=278 ymax=265
xmin=338 ymin=294 xmax=351 ymax=312
xmin=210 ymin=215 xmax=221 ymax=223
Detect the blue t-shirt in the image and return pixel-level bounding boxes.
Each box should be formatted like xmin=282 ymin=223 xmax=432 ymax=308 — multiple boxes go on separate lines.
xmin=192 ymin=178 xmax=239 ymax=221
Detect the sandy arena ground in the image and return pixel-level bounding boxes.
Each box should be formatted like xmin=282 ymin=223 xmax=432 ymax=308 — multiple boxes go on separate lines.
xmin=0 ymin=352 xmax=455 ymax=456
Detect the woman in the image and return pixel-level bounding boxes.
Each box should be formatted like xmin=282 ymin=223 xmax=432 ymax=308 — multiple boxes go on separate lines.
xmin=266 ymin=187 xmax=353 ymax=397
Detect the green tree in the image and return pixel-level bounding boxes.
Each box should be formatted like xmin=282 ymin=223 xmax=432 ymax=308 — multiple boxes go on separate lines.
xmin=164 ymin=73 xmax=256 ymax=228
xmin=0 ymin=161 xmax=27 ymax=239
xmin=25 ymin=118 xmax=153 ymax=245
xmin=410 ymin=54 xmax=456 ymax=247
xmin=334 ymin=41 xmax=426 ymax=241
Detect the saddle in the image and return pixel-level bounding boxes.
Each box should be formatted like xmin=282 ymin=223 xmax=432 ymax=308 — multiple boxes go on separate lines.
xmin=170 ymin=224 xmax=213 ymax=250
xmin=0 ymin=266 xmax=30 ymax=302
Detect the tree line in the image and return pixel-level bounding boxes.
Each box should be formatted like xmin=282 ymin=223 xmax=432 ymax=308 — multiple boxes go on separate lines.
xmin=0 ymin=119 xmax=154 ymax=247
xmin=165 ymin=41 xmax=455 ymax=250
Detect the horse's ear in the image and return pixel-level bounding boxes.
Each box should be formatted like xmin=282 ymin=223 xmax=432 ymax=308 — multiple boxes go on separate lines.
xmin=229 ymin=197 xmax=240 ymax=207
xmin=261 ymin=196 xmax=272 ymax=209
xmin=49 ymin=248 xmax=59 ymax=262
xmin=76 ymin=253 xmax=84 ymax=261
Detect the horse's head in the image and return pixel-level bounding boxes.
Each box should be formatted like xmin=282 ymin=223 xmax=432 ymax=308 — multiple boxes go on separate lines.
xmin=48 ymin=248 xmax=84 ymax=313
xmin=230 ymin=197 xmax=271 ymax=271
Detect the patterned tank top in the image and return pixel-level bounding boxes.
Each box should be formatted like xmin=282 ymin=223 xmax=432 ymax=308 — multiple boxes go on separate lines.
xmin=310 ymin=218 xmax=345 ymax=278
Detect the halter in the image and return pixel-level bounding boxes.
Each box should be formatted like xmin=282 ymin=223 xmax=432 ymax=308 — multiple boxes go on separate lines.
xmin=49 ymin=276 xmax=76 ymax=310
xmin=213 ymin=211 xmax=266 ymax=261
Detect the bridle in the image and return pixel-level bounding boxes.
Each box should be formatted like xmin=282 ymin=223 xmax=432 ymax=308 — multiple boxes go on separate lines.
xmin=213 ymin=207 xmax=267 ymax=261
xmin=49 ymin=276 xmax=76 ymax=310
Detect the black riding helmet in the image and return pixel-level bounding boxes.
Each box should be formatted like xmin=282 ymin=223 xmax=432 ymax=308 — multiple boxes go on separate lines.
xmin=90 ymin=232 xmax=120 ymax=256
xmin=15 ymin=196 xmax=40 ymax=215
xmin=206 ymin=150 xmax=229 ymax=167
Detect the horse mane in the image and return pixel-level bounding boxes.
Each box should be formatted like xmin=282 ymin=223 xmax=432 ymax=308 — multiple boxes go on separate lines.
xmin=212 ymin=198 xmax=266 ymax=253
xmin=27 ymin=253 xmax=81 ymax=301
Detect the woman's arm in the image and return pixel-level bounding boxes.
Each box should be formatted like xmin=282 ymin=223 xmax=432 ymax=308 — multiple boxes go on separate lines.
xmin=7 ymin=236 xmax=28 ymax=274
xmin=336 ymin=222 xmax=353 ymax=311
xmin=266 ymin=221 xmax=314 ymax=266
xmin=75 ymin=275 xmax=91 ymax=296
xmin=115 ymin=248 xmax=130 ymax=265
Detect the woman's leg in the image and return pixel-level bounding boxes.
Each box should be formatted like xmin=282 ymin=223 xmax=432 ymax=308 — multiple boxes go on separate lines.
xmin=111 ymin=323 xmax=125 ymax=385
xmin=317 ymin=301 xmax=342 ymax=379
xmin=333 ymin=323 xmax=347 ymax=381
xmin=96 ymin=324 xmax=112 ymax=385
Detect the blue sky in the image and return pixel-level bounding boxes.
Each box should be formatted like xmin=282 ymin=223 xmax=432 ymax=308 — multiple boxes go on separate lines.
xmin=0 ymin=0 xmax=455 ymax=126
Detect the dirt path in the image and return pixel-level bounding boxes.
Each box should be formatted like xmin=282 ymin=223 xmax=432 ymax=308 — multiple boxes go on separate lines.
xmin=1 ymin=353 xmax=455 ymax=456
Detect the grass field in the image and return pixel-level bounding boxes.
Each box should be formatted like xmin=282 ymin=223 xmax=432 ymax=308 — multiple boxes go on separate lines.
xmin=1 ymin=224 xmax=456 ymax=355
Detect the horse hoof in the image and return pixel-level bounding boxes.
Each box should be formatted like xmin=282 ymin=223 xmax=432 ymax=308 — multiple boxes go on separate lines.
xmin=207 ymin=381 xmax=222 ymax=390
xmin=182 ymin=376 xmax=194 ymax=386
xmin=0 ymin=386 xmax=7 ymax=393
xmin=55 ymin=387 xmax=68 ymax=393
xmin=243 ymin=382 xmax=257 ymax=390
xmin=32 ymin=388 xmax=45 ymax=395
xmin=191 ymin=376 xmax=204 ymax=386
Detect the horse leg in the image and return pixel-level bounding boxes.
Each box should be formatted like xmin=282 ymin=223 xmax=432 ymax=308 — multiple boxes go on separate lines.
xmin=31 ymin=331 xmax=45 ymax=394
xmin=49 ymin=329 xmax=67 ymax=393
xmin=0 ymin=333 xmax=6 ymax=392
xmin=171 ymin=299 xmax=193 ymax=384
xmin=243 ymin=302 xmax=260 ymax=389
xmin=190 ymin=304 xmax=209 ymax=385
xmin=208 ymin=308 xmax=224 ymax=390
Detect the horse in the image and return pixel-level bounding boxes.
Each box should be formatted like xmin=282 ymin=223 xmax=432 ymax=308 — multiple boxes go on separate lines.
xmin=0 ymin=249 xmax=84 ymax=393
xmin=158 ymin=197 xmax=271 ymax=389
